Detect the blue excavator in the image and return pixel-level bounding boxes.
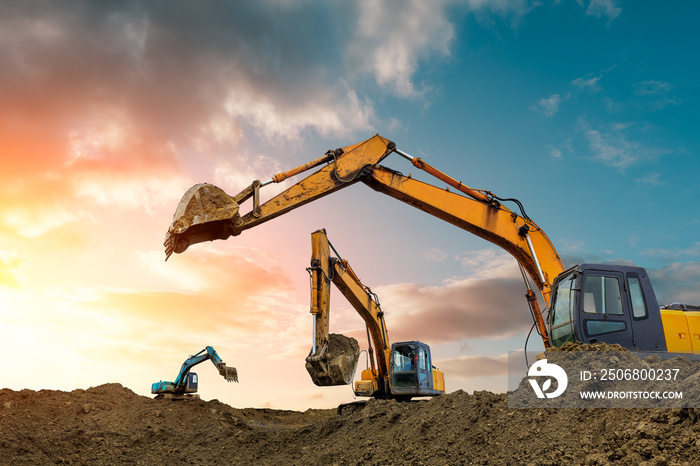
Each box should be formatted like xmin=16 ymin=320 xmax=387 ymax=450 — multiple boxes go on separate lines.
xmin=151 ymin=346 xmax=238 ymax=399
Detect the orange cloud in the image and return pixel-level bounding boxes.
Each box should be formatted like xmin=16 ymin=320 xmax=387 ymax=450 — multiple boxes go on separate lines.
xmin=92 ymin=248 xmax=297 ymax=332
xmin=436 ymin=354 xmax=509 ymax=380
xmin=377 ymin=273 xmax=535 ymax=344
xmin=0 ymin=251 xmax=26 ymax=287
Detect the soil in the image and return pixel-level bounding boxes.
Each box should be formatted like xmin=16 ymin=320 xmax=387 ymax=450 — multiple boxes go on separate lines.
xmin=325 ymin=333 xmax=360 ymax=357
xmin=306 ymin=333 xmax=361 ymax=386
xmin=171 ymin=183 xmax=238 ymax=233
xmin=3 ymin=346 xmax=700 ymax=465
xmin=548 ymin=341 xmax=630 ymax=352
xmin=512 ymin=343 xmax=700 ymax=409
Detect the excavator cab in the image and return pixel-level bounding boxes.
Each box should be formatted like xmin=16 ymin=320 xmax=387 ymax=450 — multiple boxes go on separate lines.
xmin=389 ymin=341 xmax=445 ymax=398
xmin=548 ymin=264 xmax=668 ymax=351
xmin=184 ymin=373 xmax=198 ymax=393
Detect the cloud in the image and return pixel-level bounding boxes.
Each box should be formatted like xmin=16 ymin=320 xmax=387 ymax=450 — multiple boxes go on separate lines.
xmin=635 ymin=80 xmax=673 ymax=96
xmin=146 ymin=246 xmax=293 ymax=295
xmin=3 ymin=0 xmax=517 ymax=221
xmin=437 ymin=353 xmax=508 ymax=379
xmin=582 ymin=0 xmax=621 ymax=22
xmin=635 ymin=172 xmax=665 ymax=187
xmin=317 ymin=250 xmax=536 ymax=346
xmin=0 ymin=2 xmax=377 ymax=207
xmin=424 ymin=248 xmax=450 ymax=262
xmin=532 ymin=93 xmax=569 ymax=117
xmin=643 ymin=244 xmax=700 ymax=261
xmin=577 ymin=118 xmax=670 ymax=170
xmin=0 ymin=250 xmax=28 ymax=287
xmin=465 ymin=0 xmax=537 ymax=26
xmin=372 ymin=254 xmax=534 ymax=344
xmin=634 ymin=80 xmax=682 ymax=111
xmin=348 ymin=0 xmax=540 ymax=98
xmin=59 ymin=246 xmax=306 ymax=350
xmin=572 ymin=75 xmax=602 ymax=91
xmin=1 ymin=204 xmax=85 ymax=239
xmin=456 ymin=249 xmax=517 ymax=277
xmin=547 ymin=139 xmax=573 ymax=160
xmin=72 ymin=170 xmax=191 ymax=213
xmin=548 ymin=146 xmax=563 ymax=159
xmin=348 ymin=0 xmax=455 ymax=97
xmin=648 ymin=262 xmax=700 ymax=305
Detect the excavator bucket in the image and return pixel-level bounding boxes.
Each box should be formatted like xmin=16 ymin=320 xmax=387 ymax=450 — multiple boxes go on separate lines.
xmin=305 ymin=333 xmax=360 ymax=386
xmin=218 ymin=363 xmax=239 ymax=383
xmin=164 ymin=183 xmax=240 ymax=260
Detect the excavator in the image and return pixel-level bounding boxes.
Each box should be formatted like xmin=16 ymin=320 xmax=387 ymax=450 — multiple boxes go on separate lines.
xmin=163 ymin=134 xmax=700 ymax=363
xmin=151 ymin=346 xmax=238 ymax=400
xmin=305 ymin=228 xmax=445 ymax=400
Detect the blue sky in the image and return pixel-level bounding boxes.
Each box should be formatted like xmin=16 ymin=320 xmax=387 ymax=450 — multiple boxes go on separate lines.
xmin=1 ymin=0 xmax=699 ymax=409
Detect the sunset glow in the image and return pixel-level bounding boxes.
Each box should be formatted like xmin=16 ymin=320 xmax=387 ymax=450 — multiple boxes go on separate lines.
xmin=2 ymin=1 xmax=699 ymax=410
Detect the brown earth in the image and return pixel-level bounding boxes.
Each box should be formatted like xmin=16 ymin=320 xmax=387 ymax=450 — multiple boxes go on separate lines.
xmin=512 ymin=343 xmax=700 ymax=409
xmin=548 ymin=341 xmax=630 ymax=352
xmin=306 ymin=333 xmax=361 ymax=386
xmin=2 ymin=382 xmax=699 ymax=465
xmin=3 ymin=345 xmax=700 ymax=465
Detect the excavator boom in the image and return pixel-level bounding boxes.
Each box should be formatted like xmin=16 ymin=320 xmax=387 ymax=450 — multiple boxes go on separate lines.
xmin=164 ymin=134 xmax=395 ymax=259
xmin=164 ymin=134 xmax=564 ymax=346
xmin=306 ymin=229 xmax=388 ymax=388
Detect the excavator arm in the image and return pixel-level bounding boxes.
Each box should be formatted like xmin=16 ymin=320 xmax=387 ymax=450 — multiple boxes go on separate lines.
xmin=306 ymin=229 xmax=391 ymax=392
xmin=164 ymin=134 xmax=564 ymax=346
xmin=152 ymin=346 xmax=238 ymax=396
xmin=173 ymin=346 xmax=238 ymax=389
xmin=164 ymin=135 xmax=395 ymax=258
xmin=306 ymin=229 xmax=446 ymax=399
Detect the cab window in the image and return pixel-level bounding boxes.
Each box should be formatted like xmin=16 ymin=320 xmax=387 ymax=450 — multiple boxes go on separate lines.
xmin=418 ymin=347 xmax=428 ymax=371
xmin=582 ymin=275 xmax=623 ymax=315
xmin=585 ymin=320 xmax=626 ymax=336
xmin=392 ymin=344 xmax=418 ymax=388
xmin=627 ymin=274 xmax=648 ymax=319
xmin=392 ymin=344 xmax=415 ymax=372
xmin=550 ymin=272 xmax=576 ymax=347
xmin=417 ymin=347 xmax=430 ymax=385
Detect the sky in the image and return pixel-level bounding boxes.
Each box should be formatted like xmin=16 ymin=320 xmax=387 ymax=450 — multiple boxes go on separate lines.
xmin=1 ymin=0 xmax=699 ymax=410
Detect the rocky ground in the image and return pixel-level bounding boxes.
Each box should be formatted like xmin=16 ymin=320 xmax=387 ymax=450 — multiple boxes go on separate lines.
xmin=2 ymin=378 xmax=700 ymax=465
xmin=3 ymin=343 xmax=699 ymax=465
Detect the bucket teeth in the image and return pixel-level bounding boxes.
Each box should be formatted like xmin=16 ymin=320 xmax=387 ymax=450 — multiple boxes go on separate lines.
xmin=218 ymin=363 xmax=239 ymax=383
xmin=163 ymin=183 xmax=240 ymax=259
xmin=164 ymin=233 xmax=175 ymax=261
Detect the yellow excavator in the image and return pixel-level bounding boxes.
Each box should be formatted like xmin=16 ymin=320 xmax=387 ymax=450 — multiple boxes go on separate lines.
xmin=164 ymin=134 xmax=700 ymax=360
xmin=165 ymin=134 xmax=562 ymax=347
xmin=305 ymin=228 xmax=445 ymax=400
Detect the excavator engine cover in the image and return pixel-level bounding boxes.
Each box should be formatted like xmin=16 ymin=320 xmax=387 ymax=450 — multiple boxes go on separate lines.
xmin=164 ymin=183 xmax=240 ymax=259
xmin=306 ymin=334 xmax=360 ymax=386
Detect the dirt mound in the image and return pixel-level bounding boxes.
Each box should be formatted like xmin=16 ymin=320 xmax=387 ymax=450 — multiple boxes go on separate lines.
xmin=511 ymin=349 xmax=700 ymax=409
xmin=2 ymin=382 xmax=700 ymax=465
xmin=549 ymin=341 xmax=629 ymax=352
